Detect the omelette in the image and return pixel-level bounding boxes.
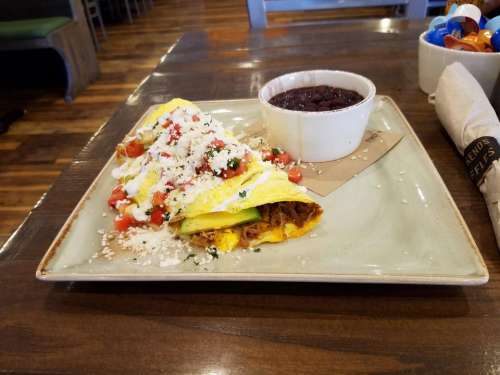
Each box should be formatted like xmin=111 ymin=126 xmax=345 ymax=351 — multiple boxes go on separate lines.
xmin=108 ymin=98 xmax=322 ymax=252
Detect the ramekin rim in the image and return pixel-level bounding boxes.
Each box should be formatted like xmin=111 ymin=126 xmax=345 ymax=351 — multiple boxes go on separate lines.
xmin=258 ymin=69 xmax=376 ymax=116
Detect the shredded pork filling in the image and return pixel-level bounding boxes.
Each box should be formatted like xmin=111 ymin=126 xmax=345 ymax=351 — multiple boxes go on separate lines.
xmin=189 ymin=202 xmax=322 ymax=248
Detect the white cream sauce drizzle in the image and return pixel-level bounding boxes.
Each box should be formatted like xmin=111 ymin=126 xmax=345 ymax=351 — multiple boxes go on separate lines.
xmin=212 ymin=170 xmax=272 ymax=212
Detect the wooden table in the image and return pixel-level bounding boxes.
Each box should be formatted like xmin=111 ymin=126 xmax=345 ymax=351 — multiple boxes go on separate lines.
xmin=1 ymin=19 xmax=500 ymax=374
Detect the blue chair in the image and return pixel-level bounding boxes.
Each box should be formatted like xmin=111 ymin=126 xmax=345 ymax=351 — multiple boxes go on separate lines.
xmin=247 ymin=0 xmax=447 ymax=28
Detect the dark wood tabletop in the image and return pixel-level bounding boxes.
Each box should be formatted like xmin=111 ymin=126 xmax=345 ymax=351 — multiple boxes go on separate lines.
xmin=1 ymin=18 xmax=500 ymax=374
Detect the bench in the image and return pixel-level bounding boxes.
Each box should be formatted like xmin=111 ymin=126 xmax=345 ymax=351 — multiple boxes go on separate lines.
xmin=246 ymin=0 xmax=447 ymax=28
xmin=0 ymin=0 xmax=99 ymax=102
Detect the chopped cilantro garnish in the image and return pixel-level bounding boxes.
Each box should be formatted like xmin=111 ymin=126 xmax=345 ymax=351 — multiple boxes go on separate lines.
xmin=239 ymin=190 xmax=247 ymax=198
xmin=272 ymin=147 xmax=281 ymax=155
xmin=183 ymin=253 xmax=196 ymax=262
xmin=163 ymin=212 xmax=171 ymax=221
xmin=253 ymin=248 xmax=261 ymax=253
xmin=207 ymin=247 xmax=219 ymax=259
xmin=227 ymin=157 xmax=240 ymax=170
xmin=176 ymin=208 xmax=183 ymax=215
xmin=145 ymin=209 xmax=152 ymax=216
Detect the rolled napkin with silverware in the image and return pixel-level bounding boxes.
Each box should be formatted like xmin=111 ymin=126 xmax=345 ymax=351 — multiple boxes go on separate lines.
xmin=434 ymin=62 xmax=500 ymax=248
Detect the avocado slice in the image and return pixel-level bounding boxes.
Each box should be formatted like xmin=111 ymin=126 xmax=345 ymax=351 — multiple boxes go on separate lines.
xmin=180 ymin=207 xmax=261 ymax=235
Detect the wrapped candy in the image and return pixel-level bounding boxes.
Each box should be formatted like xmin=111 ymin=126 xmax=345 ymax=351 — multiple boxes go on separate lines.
xmin=445 ymin=30 xmax=494 ymax=51
xmin=433 ymin=62 xmax=500 ymax=248
xmin=493 ymin=30 xmax=500 ymax=52
xmin=426 ymin=4 xmax=500 ymax=52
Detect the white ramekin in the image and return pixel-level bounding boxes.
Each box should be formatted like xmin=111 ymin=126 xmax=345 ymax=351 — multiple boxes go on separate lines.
xmin=258 ymin=70 xmax=376 ymax=162
xmin=418 ymin=31 xmax=500 ymax=98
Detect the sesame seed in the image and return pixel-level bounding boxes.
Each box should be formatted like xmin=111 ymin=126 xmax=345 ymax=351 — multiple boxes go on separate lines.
xmin=376 ymin=184 xmax=381 ymax=189
xmin=362 ymin=157 xmax=368 ymax=161
xmin=309 ymin=233 xmax=318 ymax=238
xmin=398 ymin=177 xmax=404 ymax=182
xmin=317 ymin=170 xmax=323 ymax=175
xmin=351 ymin=156 xmax=357 ymax=160
xmin=363 ymin=148 xmax=368 ymax=153
xmin=399 ymin=170 xmax=406 ymax=175
xmin=401 ymin=199 xmax=408 ymax=204
xmin=102 ymin=212 xmax=107 ymax=217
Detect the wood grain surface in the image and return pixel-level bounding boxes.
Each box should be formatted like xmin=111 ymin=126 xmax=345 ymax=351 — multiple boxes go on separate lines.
xmin=2 ymin=11 xmax=500 ymax=375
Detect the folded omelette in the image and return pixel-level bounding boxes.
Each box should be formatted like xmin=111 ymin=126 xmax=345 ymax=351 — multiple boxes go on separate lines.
xmin=109 ymin=98 xmax=322 ymax=252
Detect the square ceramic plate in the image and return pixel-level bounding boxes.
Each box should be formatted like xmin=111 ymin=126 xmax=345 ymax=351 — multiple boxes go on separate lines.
xmin=36 ymin=96 xmax=489 ymax=284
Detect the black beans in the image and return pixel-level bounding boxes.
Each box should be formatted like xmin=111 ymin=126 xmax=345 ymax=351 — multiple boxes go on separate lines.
xmin=268 ymin=85 xmax=364 ymax=112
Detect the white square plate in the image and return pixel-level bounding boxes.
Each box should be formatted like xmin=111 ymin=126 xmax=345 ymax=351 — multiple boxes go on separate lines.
xmin=36 ymin=96 xmax=489 ymax=284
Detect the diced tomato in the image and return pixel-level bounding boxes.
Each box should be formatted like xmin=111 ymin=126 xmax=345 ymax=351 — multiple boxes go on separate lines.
xmin=161 ymin=119 xmax=173 ymax=128
xmin=288 ymin=167 xmax=303 ymax=183
xmin=261 ymin=150 xmax=275 ymax=162
xmin=108 ymin=186 xmax=127 ymax=208
xmin=220 ymin=153 xmax=252 ymax=179
xmin=275 ymin=151 xmax=292 ymax=165
xmin=221 ymin=162 xmax=247 ymax=179
xmin=165 ymin=181 xmax=175 ymax=191
xmin=125 ymin=140 xmax=145 ymax=158
xmin=114 ymin=215 xmax=137 ymax=232
xmin=211 ymin=139 xmax=225 ymax=150
xmin=192 ymin=114 xmax=200 ymax=122
xmin=150 ymin=208 xmax=165 ymax=226
xmin=152 ymin=191 xmax=168 ymax=207
xmin=112 ymin=185 xmax=123 ymax=194
xmin=167 ymin=123 xmax=182 ymax=144
xmin=196 ymin=160 xmax=212 ymax=174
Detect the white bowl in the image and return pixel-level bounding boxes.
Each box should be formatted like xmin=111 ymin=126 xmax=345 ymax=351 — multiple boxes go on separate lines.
xmin=418 ymin=31 xmax=500 ymax=98
xmin=258 ymin=70 xmax=376 ymax=162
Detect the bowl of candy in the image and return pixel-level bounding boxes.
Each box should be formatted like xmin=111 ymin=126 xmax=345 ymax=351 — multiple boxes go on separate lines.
xmin=419 ymin=4 xmax=500 ymax=98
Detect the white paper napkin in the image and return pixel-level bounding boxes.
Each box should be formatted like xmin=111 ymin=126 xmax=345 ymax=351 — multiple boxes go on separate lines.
xmin=434 ymin=62 xmax=500 ymax=248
